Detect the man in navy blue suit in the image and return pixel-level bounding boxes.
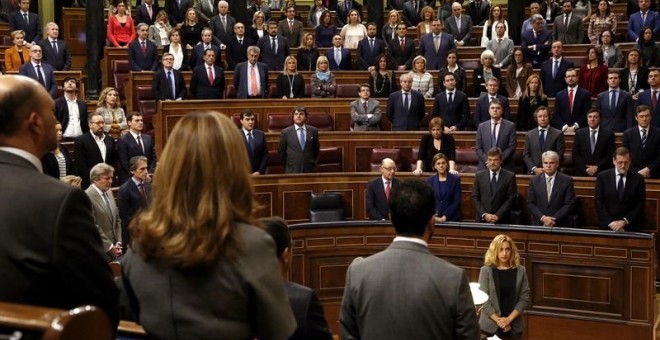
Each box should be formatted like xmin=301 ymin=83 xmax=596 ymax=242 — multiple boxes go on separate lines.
xmin=327 ymin=35 xmax=352 ymax=70
xmin=636 ymin=69 xmax=660 ymax=128
xmin=540 ymin=41 xmax=574 ymax=97
xmin=226 ymin=22 xmax=253 ymax=71
xmin=521 ymin=14 xmax=552 ymax=68
xmin=116 ymin=113 xmax=157 ymax=184
xmin=432 ymin=73 xmax=470 ymax=131
xmin=357 ymin=23 xmax=386 ymax=70
xmin=239 ymin=110 xmax=269 ymax=175
xmin=18 ymin=45 xmax=57 ymax=98
xmin=386 ymin=74 xmax=426 ymax=131
xmin=190 ymin=49 xmax=225 ymax=99
xmin=419 ymin=19 xmax=455 ymax=71
xmin=366 ymin=158 xmax=400 ymax=220
xmin=190 ymin=28 xmax=222 ymax=69
xmin=475 ymin=99 xmax=517 ymax=171
xmin=335 ymin=0 xmax=363 ymax=26
xmin=627 ymin=0 xmax=660 ymax=42
xmin=117 ymin=156 xmax=152 ymax=254
xmin=152 ymin=53 xmax=187 ymax=101
xmin=474 ymin=78 xmax=511 ymax=125
xmin=595 ymin=70 xmax=634 ymax=132
xmin=234 ymin=46 xmax=269 ymax=98
xmin=128 ymin=23 xmax=159 ymax=71
xmin=136 ymin=0 xmax=160 ymax=25
xmin=623 ymin=105 xmax=660 ymax=179
xmin=257 ymin=21 xmax=290 ymax=72
xmin=8 ymin=0 xmax=40 ymax=45
xmin=388 ymin=23 xmax=416 ymax=70
xmin=553 ymin=68 xmax=592 ymax=132
xmin=38 ymin=22 xmax=71 ymax=71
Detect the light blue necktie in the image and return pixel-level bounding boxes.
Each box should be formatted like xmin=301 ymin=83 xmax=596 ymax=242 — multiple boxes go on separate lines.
xmin=298 ymin=127 xmax=306 ymax=149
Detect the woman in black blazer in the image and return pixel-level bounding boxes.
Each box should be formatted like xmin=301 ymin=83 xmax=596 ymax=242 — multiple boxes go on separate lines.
xmin=438 ymin=50 xmax=467 ymax=94
xmin=619 ymin=48 xmax=649 ymax=100
xmin=163 ymin=28 xmax=189 ymax=71
xmin=472 ymin=49 xmax=502 ymax=97
xmin=41 ymin=123 xmax=73 ymax=179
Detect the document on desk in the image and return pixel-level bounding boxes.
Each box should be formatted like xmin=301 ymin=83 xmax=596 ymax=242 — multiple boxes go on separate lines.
xmin=486 ymin=335 xmax=502 ymax=340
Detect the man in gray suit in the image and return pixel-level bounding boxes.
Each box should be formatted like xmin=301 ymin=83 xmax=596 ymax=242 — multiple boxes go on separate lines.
xmin=278 ymin=106 xmax=320 ymax=173
xmin=0 ymin=75 xmax=119 ymax=328
xmin=472 ymin=148 xmax=518 ymax=224
xmin=85 ymin=163 xmax=123 ymax=261
xmin=526 ymin=150 xmax=577 ymax=227
xmin=552 ymin=0 xmax=585 ymax=44
xmin=475 ymin=99 xmax=517 ymax=171
xmin=523 ymin=106 xmax=565 ymax=175
xmin=445 ymin=2 xmax=474 ymax=46
xmin=350 ymin=84 xmax=381 ymax=131
xmin=340 ymin=179 xmax=480 ymax=340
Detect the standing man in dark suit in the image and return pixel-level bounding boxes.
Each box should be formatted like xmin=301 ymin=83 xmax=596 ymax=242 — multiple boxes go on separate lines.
xmin=165 ymin=0 xmax=193 ymax=26
xmin=8 ymin=0 xmax=40 ymax=45
xmin=190 ymin=28 xmax=222 ymax=69
xmin=74 ymin=113 xmax=117 ymax=189
xmin=190 ymin=49 xmax=225 ymax=99
xmin=636 ymin=69 xmax=660 ymax=128
xmin=234 ymin=45 xmax=269 ymax=98
xmin=278 ymin=5 xmax=303 ymax=48
xmin=553 ymin=68 xmax=592 ymax=133
xmin=278 ymin=106 xmax=320 ymax=173
xmin=350 ymin=84 xmax=381 ymax=131
xmin=246 ymin=0 xmax=271 ymax=23
xmin=136 ymin=0 xmax=159 ymax=25
xmin=402 ymin=0 xmax=424 ymax=27
xmin=526 ymin=150 xmax=577 ymax=227
xmin=226 ymin=22 xmax=253 ymax=71
xmin=257 ymin=21 xmax=290 ymax=71
xmin=596 ymin=70 xmax=634 ymax=132
xmin=0 ymin=75 xmax=119 ymax=329
xmin=419 ymin=19 xmax=455 ymax=71
xmin=38 ymin=22 xmax=71 ymax=71
xmin=55 ymin=77 xmax=88 ymax=140
xmin=467 ymin=0 xmax=490 ymax=26
xmin=475 ymin=99 xmax=517 ymax=171
xmin=116 ymin=112 xmax=157 ymax=184
xmin=335 ymin=0 xmax=363 ymax=26
xmin=474 ymin=78 xmax=512 ymax=124
xmin=472 ymin=147 xmax=518 ymax=224
xmin=595 ymin=147 xmax=646 ymax=232
xmin=357 ymin=22 xmax=386 ymax=70
xmin=432 ymin=73 xmax=470 ymax=131
xmin=128 ymin=23 xmax=159 ymax=71
xmin=627 ymin=0 xmax=660 ymax=42
xmin=572 ymin=109 xmax=616 ymax=177
xmin=552 ymin=0 xmax=585 ymax=44
xmin=366 ymin=158 xmax=400 ymax=220
xmin=152 ymin=52 xmax=187 ymax=101
xmin=623 ymin=105 xmax=660 ymax=178
xmin=445 ymin=2 xmax=473 ymax=46
xmin=261 ymin=216 xmax=333 ymax=340
xmin=539 ymin=41 xmax=574 ymax=97
xmin=85 ymin=163 xmax=123 ymax=261
xmin=240 ymin=110 xmax=269 ymax=175
xmin=387 ymin=74 xmax=426 ymax=131
xmin=388 ymin=23 xmax=415 ymax=70
xmin=523 ymin=106 xmax=565 ymax=175
xmin=117 ymin=156 xmax=152 ymax=253
xmin=210 ymin=0 xmax=236 ymax=47
xmin=521 ymin=14 xmax=552 ymax=68
xmin=18 ymin=45 xmax=57 ymax=98
xmin=341 ymin=179 xmax=481 ymax=339
xmin=327 ymin=35 xmax=352 ymax=70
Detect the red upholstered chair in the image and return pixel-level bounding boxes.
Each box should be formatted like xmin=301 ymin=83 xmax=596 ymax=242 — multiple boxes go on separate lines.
xmin=111 ymin=60 xmax=130 ymax=109
xmin=336 ymin=84 xmax=360 ymax=98
xmin=370 ymin=148 xmax=402 ymax=172
xmin=304 ymin=84 xmax=312 ymax=97
xmin=268 ymin=85 xmax=279 ymax=98
xmin=267 ymin=114 xmax=293 ymax=132
xmin=2 ymin=36 xmax=12 ymax=45
xmin=410 ymin=148 xmax=419 ymax=172
xmin=265 ymin=150 xmax=284 ymax=174
xmin=306 ymin=112 xmax=333 ymax=131
xmin=224 ymin=84 xmax=237 ymax=99
xmin=136 ymin=86 xmax=156 ymax=138
xmin=315 ymin=147 xmax=343 ymax=172
xmin=455 ymin=148 xmax=479 ymax=173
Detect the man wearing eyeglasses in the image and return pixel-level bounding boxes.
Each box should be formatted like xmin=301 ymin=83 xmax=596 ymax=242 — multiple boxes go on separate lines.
xmin=366 ymin=158 xmax=400 ymax=220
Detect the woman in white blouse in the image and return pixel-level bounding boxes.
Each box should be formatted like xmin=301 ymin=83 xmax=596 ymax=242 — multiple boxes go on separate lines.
xmin=164 ymin=28 xmax=189 ymax=71
xmin=481 ymin=5 xmax=508 ymax=47
xmin=148 ymin=10 xmax=172 ymax=47
xmin=340 ymin=9 xmax=367 ymax=49
xmin=408 ymin=56 xmax=434 ymax=99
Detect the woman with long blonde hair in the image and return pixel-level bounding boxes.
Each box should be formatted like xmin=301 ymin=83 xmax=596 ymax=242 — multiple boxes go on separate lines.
xmin=95 ymin=87 xmax=127 ymax=138
xmin=123 ymin=112 xmax=296 ymax=338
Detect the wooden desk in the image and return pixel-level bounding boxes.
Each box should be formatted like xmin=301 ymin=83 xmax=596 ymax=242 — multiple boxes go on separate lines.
xmin=286 ymin=221 xmax=655 ymax=339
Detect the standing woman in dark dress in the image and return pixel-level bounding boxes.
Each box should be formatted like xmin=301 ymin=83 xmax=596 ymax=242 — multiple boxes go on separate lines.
xmin=277 ymin=56 xmax=306 ymax=99
xmin=619 ymin=48 xmax=649 ymax=101
xmin=180 ymin=8 xmax=204 ymax=49
xmin=439 ymin=50 xmax=467 ymax=93
xmin=368 ymin=54 xmax=398 ymax=98
xmin=413 ymin=117 xmax=457 ymax=175
xmin=636 ymin=26 xmax=660 ymax=68
xmin=478 ymin=234 xmax=530 ymax=339
xmin=315 ymin=11 xmax=336 ymax=48
xmin=518 ymin=74 xmax=548 ymax=131
xmin=42 ymin=123 xmax=73 ymax=179
xmin=427 ymin=153 xmax=461 ymax=223
xmin=297 ymin=33 xmax=320 ymax=71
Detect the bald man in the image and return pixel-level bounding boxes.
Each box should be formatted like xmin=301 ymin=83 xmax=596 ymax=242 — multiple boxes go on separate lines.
xmin=366 ymin=158 xmax=401 ymax=220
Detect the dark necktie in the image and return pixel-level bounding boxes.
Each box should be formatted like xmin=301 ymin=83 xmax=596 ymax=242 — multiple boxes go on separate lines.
xmin=102 ymin=192 xmax=112 ymax=214
xmin=167 ymin=71 xmax=175 ymax=99
xmin=617 ymin=173 xmax=625 ymax=201
xmin=403 ymin=92 xmax=409 ymax=111
xmin=23 ymin=13 xmax=28 ymax=24
xmin=35 ymin=64 xmax=45 ymax=86
xmin=137 ymin=134 xmax=144 ymax=153
xmin=271 ymin=37 xmax=277 ymax=53
xmin=553 ymin=60 xmax=559 ymax=78
xmin=652 ymin=90 xmax=658 ymax=111
xmin=590 ymin=129 xmax=597 ymax=154
xmin=539 ymin=128 xmax=546 ymax=148
xmin=448 ymin=92 xmax=453 ymax=106
xmin=141 ymin=41 xmax=146 ymax=55
xmin=51 ymin=40 xmax=58 ymax=54
xmin=370 ymin=38 xmax=374 ymax=51
xmin=138 ymin=183 xmax=147 ymax=202
xmin=385 ymin=181 xmax=391 ymax=200
xmin=610 ymin=90 xmax=617 ymax=111
xmin=247 ymin=132 xmax=254 ymax=155
xmin=491 ymin=121 xmax=498 ymax=146
xmin=563 ymin=14 xmax=568 ymax=30
xmin=363 ymin=101 xmax=368 ymax=113
xmin=641 ymin=128 xmax=647 ymax=148
xmin=490 ymin=171 xmax=497 ymax=194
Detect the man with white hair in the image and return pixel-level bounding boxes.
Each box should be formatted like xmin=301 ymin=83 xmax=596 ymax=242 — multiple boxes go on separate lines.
xmin=526 ymin=150 xmax=577 ymax=227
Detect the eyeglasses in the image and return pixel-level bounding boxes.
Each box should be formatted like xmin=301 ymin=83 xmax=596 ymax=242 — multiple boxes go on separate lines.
xmin=382 ymin=166 xmax=397 ymax=172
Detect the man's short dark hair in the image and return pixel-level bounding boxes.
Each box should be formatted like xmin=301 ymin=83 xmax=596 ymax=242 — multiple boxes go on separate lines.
xmin=240 ymin=110 xmax=255 ymax=120
xmin=62 ymin=76 xmax=78 ymax=87
xmin=389 ymin=179 xmax=435 ymax=237
xmin=127 ymin=112 xmax=142 ymax=122
xmin=636 ymin=105 xmax=651 ymax=116
xmin=487 ymin=147 xmax=502 ymax=159
xmin=260 ymin=216 xmax=291 ymax=258
xmin=366 ymin=22 xmax=377 ymax=29
xmin=586 ymin=108 xmax=600 ymax=117
xmin=203 ymin=48 xmax=216 ymax=57
xmin=291 ymin=106 xmax=308 ymax=117
xmin=442 ymin=72 xmax=455 ymax=82
xmin=489 ymin=98 xmax=503 ymax=109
